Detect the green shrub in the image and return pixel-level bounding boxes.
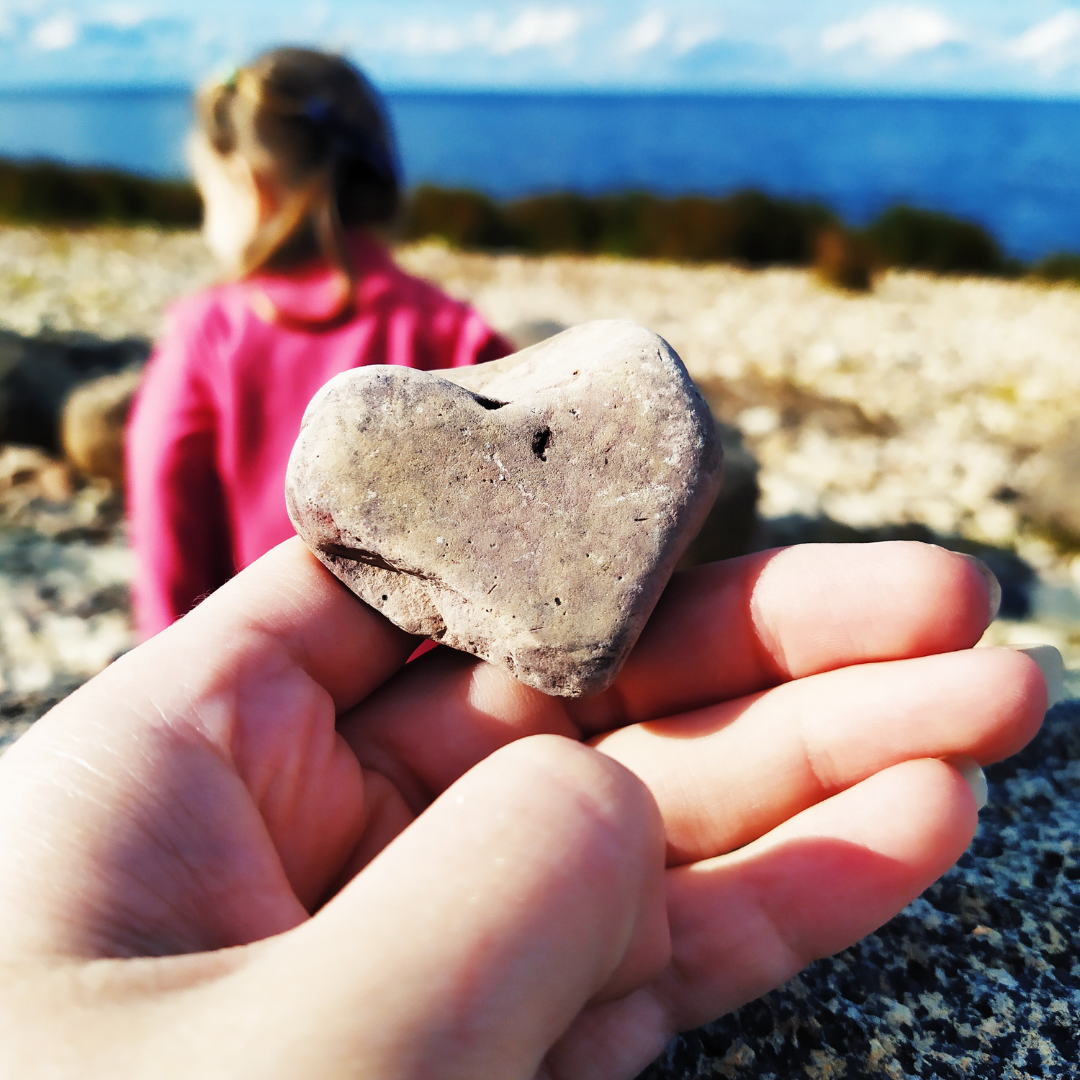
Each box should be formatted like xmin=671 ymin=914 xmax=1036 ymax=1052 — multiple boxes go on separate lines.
xmin=6 ymin=155 xmax=1071 ymax=285
xmin=503 ymin=192 xmax=606 ymax=254
xmin=401 ymin=187 xmax=838 ymax=267
xmin=693 ymin=189 xmax=833 ymax=266
xmin=866 ymin=205 xmax=1005 ymax=275
xmin=631 ymin=194 xmax=733 ymax=260
xmin=815 ymin=227 xmax=877 ymax=292
xmin=398 ymin=185 xmax=517 ymax=249
xmin=1032 ymin=252 xmax=1080 ymax=284
xmin=0 ymin=158 xmax=200 ymax=227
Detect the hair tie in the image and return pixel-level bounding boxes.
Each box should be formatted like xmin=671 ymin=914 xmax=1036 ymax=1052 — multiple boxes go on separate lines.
xmin=304 ymin=97 xmax=334 ymax=125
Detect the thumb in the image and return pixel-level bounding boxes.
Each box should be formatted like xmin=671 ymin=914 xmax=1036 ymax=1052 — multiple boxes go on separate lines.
xmin=234 ymin=735 xmax=671 ymax=1080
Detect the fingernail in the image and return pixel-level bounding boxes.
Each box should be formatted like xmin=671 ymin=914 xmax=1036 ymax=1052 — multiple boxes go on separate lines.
xmin=1005 ymin=643 xmax=1066 ymax=706
xmin=944 ymin=755 xmax=988 ymax=811
xmin=959 ymin=554 xmax=1001 ymax=623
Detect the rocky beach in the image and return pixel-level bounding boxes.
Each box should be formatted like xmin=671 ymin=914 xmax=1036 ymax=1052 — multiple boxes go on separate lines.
xmin=1 ymin=226 xmax=1078 ymax=1075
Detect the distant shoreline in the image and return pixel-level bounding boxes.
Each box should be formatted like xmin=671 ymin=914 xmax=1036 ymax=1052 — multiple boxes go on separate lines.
xmin=1 ymin=156 xmax=1075 ymax=286
xmin=1 ymin=86 xmax=1080 ymax=106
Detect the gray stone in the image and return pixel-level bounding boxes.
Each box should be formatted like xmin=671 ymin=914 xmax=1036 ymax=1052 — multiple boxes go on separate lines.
xmin=0 ymin=329 xmax=149 ymax=453
xmin=1015 ymin=422 xmax=1080 ymax=549
xmin=61 ymin=369 xmax=142 ymax=485
xmin=286 ymin=320 xmax=723 ymax=697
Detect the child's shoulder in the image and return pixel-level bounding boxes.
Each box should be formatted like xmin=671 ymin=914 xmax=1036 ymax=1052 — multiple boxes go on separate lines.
xmin=161 ymin=279 xmax=258 ymax=347
xmin=354 ymin=238 xmax=471 ymax=316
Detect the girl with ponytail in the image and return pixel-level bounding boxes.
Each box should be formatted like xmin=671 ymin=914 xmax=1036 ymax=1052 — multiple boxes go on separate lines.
xmin=127 ymin=48 xmax=512 ymax=637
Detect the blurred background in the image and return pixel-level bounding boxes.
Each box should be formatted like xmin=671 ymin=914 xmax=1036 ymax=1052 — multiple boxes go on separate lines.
xmin=6 ymin=1 xmax=1080 ymax=741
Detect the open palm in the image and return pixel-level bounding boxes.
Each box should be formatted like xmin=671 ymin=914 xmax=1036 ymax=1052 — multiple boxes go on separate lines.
xmin=0 ymin=539 xmax=1044 ymax=1080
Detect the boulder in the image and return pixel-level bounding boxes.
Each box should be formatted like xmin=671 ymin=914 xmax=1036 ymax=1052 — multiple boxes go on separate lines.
xmin=0 ymin=329 xmax=149 ymax=452
xmin=0 ymin=444 xmax=73 ymax=505
xmin=61 ymin=369 xmax=143 ymax=485
xmin=506 ymin=319 xmax=568 ymax=351
xmin=1016 ymin=424 xmax=1080 ymax=550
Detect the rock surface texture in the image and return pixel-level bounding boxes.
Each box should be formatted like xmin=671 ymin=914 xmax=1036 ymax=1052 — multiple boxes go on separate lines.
xmin=286 ymin=320 xmax=722 ymax=697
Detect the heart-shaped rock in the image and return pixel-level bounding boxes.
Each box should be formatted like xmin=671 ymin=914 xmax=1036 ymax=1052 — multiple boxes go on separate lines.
xmin=286 ymin=320 xmax=722 ymax=697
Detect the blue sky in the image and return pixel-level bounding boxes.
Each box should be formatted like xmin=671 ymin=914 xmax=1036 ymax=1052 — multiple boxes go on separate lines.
xmin=4 ymin=2 xmax=1080 ymax=96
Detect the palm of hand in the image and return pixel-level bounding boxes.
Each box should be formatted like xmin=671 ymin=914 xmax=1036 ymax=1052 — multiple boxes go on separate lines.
xmin=0 ymin=540 xmax=1043 ymax=1080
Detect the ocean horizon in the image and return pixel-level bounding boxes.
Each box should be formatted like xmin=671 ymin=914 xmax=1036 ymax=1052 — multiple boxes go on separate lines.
xmin=1 ymin=87 xmax=1080 ymax=261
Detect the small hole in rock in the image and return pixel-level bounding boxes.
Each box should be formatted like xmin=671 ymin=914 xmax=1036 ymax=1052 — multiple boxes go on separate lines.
xmin=532 ymin=427 xmax=552 ymax=460
xmin=381 ymin=595 xmax=389 ymax=602
xmin=474 ymin=394 xmax=508 ymax=411
xmin=554 ymin=598 xmax=561 ymax=606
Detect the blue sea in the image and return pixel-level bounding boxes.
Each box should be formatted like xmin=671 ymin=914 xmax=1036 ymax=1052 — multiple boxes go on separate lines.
xmin=1 ymin=89 xmax=1080 ymax=261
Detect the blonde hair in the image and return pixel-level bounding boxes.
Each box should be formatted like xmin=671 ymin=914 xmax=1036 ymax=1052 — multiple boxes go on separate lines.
xmin=196 ymin=48 xmax=400 ymax=326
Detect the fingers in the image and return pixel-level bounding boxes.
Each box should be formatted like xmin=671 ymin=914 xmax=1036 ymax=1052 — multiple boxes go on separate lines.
xmin=341 ymin=543 xmax=1001 ymax=807
xmin=242 ymin=737 xmax=670 ymax=1080
xmin=596 ymin=646 xmax=1046 ymax=865
xmin=654 ymin=757 xmax=978 ymax=1034
xmin=338 ymin=647 xmax=576 ymax=813
xmin=571 ymin=542 xmax=999 ymax=731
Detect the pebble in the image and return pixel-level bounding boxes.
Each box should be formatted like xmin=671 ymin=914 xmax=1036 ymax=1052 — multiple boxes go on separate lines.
xmin=286 ymin=321 xmax=722 ymax=697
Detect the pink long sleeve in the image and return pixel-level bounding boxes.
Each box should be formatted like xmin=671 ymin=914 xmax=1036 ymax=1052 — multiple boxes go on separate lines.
xmin=126 ymin=321 xmax=236 ymax=638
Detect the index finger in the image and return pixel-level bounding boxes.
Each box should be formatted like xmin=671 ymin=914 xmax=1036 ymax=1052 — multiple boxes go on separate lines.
xmin=201 ymin=537 xmax=418 ymax=712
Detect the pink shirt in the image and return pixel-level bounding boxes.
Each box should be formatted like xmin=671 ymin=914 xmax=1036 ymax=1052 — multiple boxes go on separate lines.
xmin=127 ymin=236 xmax=512 ymax=638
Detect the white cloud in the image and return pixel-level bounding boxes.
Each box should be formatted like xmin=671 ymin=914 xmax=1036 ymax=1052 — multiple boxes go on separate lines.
xmin=490 ymin=8 xmax=582 ymax=55
xmin=672 ymin=20 xmax=724 ymax=56
xmin=386 ymin=16 xmax=491 ymax=56
xmin=97 ymin=4 xmax=149 ymax=30
xmin=1010 ymin=11 xmax=1080 ymax=74
xmin=31 ymin=13 xmax=79 ymax=50
xmin=376 ymin=8 xmax=581 ymax=58
xmin=822 ymin=5 xmax=963 ymax=61
xmin=619 ymin=11 xmax=723 ymax=58
xmin=624 ymin=12 xmax=667 ymax=55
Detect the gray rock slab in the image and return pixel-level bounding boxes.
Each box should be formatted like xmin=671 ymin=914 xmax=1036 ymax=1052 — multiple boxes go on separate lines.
xmin=286 ymin=320 xmax=722 ymax=697
xmin=0 ymin=329 xmax=149 ymax=453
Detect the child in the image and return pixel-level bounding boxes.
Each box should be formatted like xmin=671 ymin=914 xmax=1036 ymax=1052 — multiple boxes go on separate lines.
xmin=127 ymin=48 xmax=513 ymax=638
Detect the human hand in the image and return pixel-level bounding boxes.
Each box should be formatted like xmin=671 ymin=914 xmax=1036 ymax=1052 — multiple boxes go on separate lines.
xmin=0 ymin=539 xmax=1046 ymax=1079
